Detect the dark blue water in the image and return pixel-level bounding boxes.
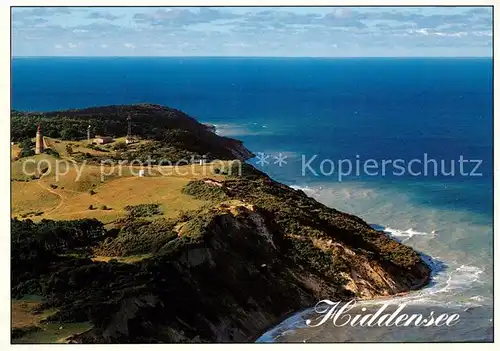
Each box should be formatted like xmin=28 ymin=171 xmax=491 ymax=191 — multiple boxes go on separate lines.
xmin=12 ymin=57 xmax=493 ymax=217
xmin=12 ymin=57 xmax=493 ymax=341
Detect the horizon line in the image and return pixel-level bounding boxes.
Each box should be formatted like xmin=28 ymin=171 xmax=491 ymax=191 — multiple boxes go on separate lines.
xmin=11 ymin=55 xmax=493 ymax=59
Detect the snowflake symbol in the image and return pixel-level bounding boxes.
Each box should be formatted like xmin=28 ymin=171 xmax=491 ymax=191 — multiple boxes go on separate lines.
xmin=256 ymin=152 xmax=270 ymax=166
xmin=273 ymin=153 xmax=288 ymax=167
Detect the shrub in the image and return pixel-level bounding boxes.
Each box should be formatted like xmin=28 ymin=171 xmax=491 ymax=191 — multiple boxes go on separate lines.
xmin=19 ymin=148 xmax=35 ymax=158
xmin=88 ymin=205 xmax=94 ymax=210
xmin=89 ymin=190 xmax=96 ymax=196
xmin=182 ymin=180 xmax=228 ymax=201
xmin=95 ymin=218 xmax=176 ymax=256
xmin=44 ymin=148 xmax=60 ymax=158
xmin=12 ymin=326 xmax=42 ymax=339
xmin=88 ymin=145 xmax=109 ymax=153
xmin=18 ymin=138 xmax=34 ymax=150
xmin=112 ymin=141 xmax=127 ymax=151
xmin=18 ymin=138 xmax=36 ymax=158
xmin=11 ymin=217 xmax=106 ymax=289
xmin=124 ymin=204 xmax=163 ymax=218
xmin=50 ymin=184 xmax=58 ymax=189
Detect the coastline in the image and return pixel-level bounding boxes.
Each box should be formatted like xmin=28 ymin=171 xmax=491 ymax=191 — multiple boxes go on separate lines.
xmin=10 ymin=53 xmax=493 ymax=343
xmin=254 ymin=259 xmax=432 ymax=342
xmin=251 ymin=183 xmax=439 ymax=342
xmin=8 ymin=106 xmax=451 ymax=343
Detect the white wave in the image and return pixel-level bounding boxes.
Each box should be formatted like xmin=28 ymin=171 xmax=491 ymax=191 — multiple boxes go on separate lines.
xmin=287 ymin=187 xmax=485 ymax=307
xmin=290 ymin=184 xmax=326 ymax=196
xmin=205 ymin=122 xmax=273 ymax=137
xmin=382 ymin=226 xmax=436 ymax=243
xmin=290 ymin=185 xmax=314 ymax=192
xmin=365 ymin=228 xmax=484 ymax=308
xmin=257 ymin=182 xmax=490 ymax=342
xmin=470 ymin=295 xmax=485 ymax=302
xmin=431 ymin=265 xmax=484 ymax=295
xmin=364 ymin=258 xmax=485 ymax=309
xmin=211 ymin=123 xmax=251 ymax=136
xmin=256 ymin=232 xmax=485 ymax=342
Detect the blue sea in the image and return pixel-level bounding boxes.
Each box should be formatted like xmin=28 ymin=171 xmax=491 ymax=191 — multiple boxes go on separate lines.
xmin=12 ymin=57 xmax=493 ymax=342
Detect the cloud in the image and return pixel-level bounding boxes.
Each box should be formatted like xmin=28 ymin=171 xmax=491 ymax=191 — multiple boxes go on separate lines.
xmin=243 ymin=10 xmax=321 ymax=25
xmin=16 ymin=17 xmax=48 ymax=26
xmin=435 ymin=31 xmax=468 ymax=37
xmin=11 ymin=7 xmax=493 ymax=57
xmin=407 ymin=28 xmax=470 ymax=38
xmin=67 ymin=42 xmax=77 ymax=48
xmin=54 ymin=44 xmax=63 ymax=49
xmin=233 ymin=7 xmax=488 ymax=34
xmin=362 ymin=7 xmax=491 ymax=31
xmin=472 ymin=31 xmax=492 ymax=37
xmin=238 ymin=9 xmax=367 ymax=31
xmin=67 ymin=23 xmax=123 ymax=40
xmin=133 ymin=8 xmax=237 ymax=27
xmin=465 ymin=7 xmax=492 ymax=16
xmin=13 ymin=7 xmax=73 ymax=18
xmin=12 ymin=7 xmax=77 ymax=26
xmin=322 ymin=12 xmax=367 ymax=29
xmin=75 ymin=22 xmax=120 ymax=32
xmin=331 ymin=8 xmax=353 ymax=18
xmin=87 ymin=11 xmax=121 ymax=21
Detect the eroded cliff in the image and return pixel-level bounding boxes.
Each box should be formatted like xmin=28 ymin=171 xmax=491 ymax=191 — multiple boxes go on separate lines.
xmin=56 ymin=167 xmax=430 ymax=342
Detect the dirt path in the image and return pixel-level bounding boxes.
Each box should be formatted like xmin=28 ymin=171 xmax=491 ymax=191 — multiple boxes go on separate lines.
xmin=37 ymin=182 xmax=116 ymax=217
xmin=32 ymin=179 xmax=121 ymax=220
xmin=57 ymin=208 xmax=120 ymax=216
xmin=36 ymin=181 xmax=65 ymax=215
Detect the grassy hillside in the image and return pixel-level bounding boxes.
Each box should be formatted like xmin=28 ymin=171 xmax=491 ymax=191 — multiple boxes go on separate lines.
xmin=11 ymin=144 xmax=235 ymax=223
xmin=11 ymin=104 xmax=430 ymax=343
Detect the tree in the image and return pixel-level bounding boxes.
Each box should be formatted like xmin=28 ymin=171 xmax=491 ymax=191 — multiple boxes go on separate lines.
xmin=19 ymin=138 xmax=34 ymax=150
xmin=60 ymin=128 xmax=79 ymax=140
xmin=18 ymin=138 xmax=35 ymax=158
xmin=113 ymin=141 xmax=127 ymax=151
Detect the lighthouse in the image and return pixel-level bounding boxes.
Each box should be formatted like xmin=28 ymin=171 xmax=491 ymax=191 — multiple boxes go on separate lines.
xmin=35 ymin=124 xmax=44 ymax=154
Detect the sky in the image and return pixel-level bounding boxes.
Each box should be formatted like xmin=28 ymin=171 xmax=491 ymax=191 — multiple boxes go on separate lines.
xmin=11 ymin=6 xmax=493 ymax=57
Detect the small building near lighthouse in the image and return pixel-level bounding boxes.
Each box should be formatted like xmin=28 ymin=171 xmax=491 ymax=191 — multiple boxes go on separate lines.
xmin=94 ymin=136 xmax=113 ymax=145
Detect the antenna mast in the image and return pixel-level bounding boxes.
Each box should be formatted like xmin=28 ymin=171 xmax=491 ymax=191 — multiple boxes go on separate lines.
xmin=127 ymin=115 xmax=132 ymax=139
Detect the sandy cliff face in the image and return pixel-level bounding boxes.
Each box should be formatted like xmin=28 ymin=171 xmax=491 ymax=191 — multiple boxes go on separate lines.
xmin=69 ymin=190 xmax=429 ymax=343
